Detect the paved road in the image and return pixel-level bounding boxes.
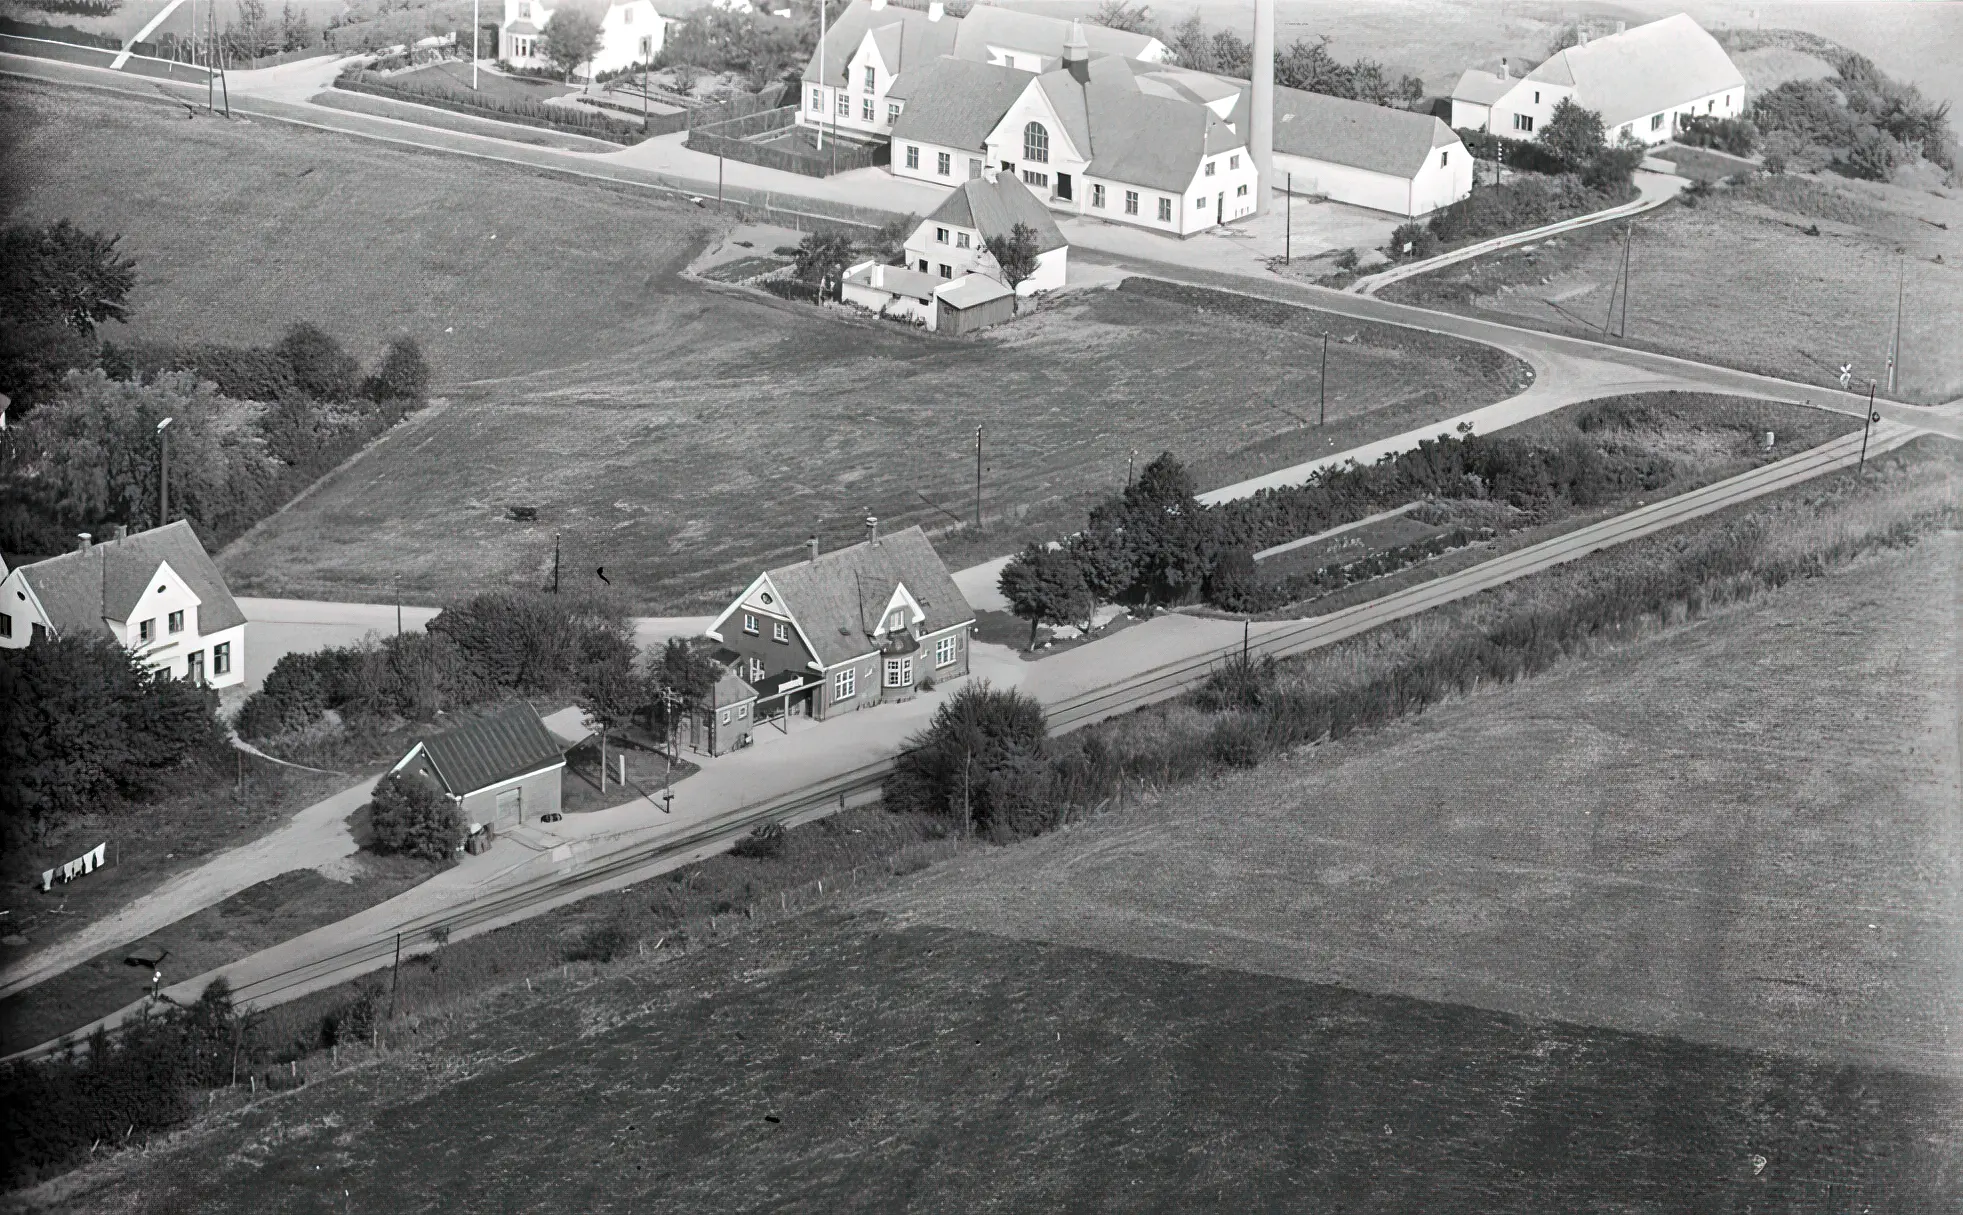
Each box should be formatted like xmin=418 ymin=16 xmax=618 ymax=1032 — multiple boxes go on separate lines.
xmin=10 ymin=417 xmax=1934 ymax=1062
xmin=1347 ymin=168 xmax=1686 ymax=296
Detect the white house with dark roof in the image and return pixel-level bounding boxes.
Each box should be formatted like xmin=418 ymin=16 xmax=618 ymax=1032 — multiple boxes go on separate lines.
xmin=1449 ymin=14 xmax=1746 ymax=145
xmin=0 ymin=521 xmax=246 ymax=689
xmin=1273 ymin=87 xmax=1472 ymax=216
xmin=890 ymin=55 xmax=1034 ymax=184
xmin=904 ymin=171 xmax=1067 ymax=293
xmin=704 ymin=521 xmax=974 ymax=725
xmin=500 ymin=0 xmax=665 ymax=78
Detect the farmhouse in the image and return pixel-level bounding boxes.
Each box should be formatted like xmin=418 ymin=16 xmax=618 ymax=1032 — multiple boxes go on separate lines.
xmin=389 ymin=702 xmax=567 ymax=831
xmin=500 ymin=0 xmax=665 ymax=77
xmin=904 ymin=170 xmax=1067 ymax=293
xmin=705 ymin=521 xmax=974 ymax=726
xmin=1273 ymin=86 xmax=1471 ymax=216
xmin=0 ymin=521 xmax=245 ymax=690
xmin=1449 ymin=14 xmax=1746 ymax=146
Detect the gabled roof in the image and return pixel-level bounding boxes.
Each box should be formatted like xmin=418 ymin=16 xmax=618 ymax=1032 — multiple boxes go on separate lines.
xmin=504 ymin=18 xmax=540 ymax=34
xmin=415 ymin=702 xmax=565 ymax=798
xmin=802 ymin=0 xmax=956 ymax=87
xmin=951 ymin=6 xmax=1164 ymax=65
xmin=13 ymin=521 xmax=246 ymax=640
xmin=923 ymin=173 xmax=1067 ymax=253
xmin=1524 ymin=13 xmax=1746 ymax=128
xmin=1028 ymin=56 xmax=1245 ymax=193
xmin=889 ymin=55 xmax=1032 ymax=150
xmin=759 ymin=525 xmax=972 ymax=668
xmin=1273 ymin=87 xmax=1463 ymax=179
xmin=936 ymin=274 xmax=1013 ymax=308
xmin=1450 ymin=68 xmax=1513 ymax=105
xmin=710 ymin=669 xmax=758 ymax=709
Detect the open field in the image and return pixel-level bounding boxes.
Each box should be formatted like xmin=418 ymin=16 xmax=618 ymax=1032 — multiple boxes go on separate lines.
xmin=0 ymin=852 xmax=439 ymax=1055
xmin=1381 ymin=173 xmax=1963 ymax=405
xmin=0 ymin=79 xmax=716 ymax=384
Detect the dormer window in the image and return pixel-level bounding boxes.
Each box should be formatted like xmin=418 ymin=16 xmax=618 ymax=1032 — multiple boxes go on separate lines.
xmin=886 ymin=608 xmax=907 ymax=633
xmin=864 ymin=65 xmax=876 ymax=93
xmin=519 ymin=1 xmax=530 ymax=16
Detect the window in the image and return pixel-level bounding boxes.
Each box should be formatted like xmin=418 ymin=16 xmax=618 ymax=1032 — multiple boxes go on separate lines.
xmin=884 ymin=656 xmax=913 ymax=687
xmin=742 ymin=612 xmax=759 ymax=635
xmin=737 ymin=704 xmax=748 ymax=719
xmin=168 ymin=609 xmax=184 ymax=634
xmin=956 ymin=231 xmax=970 ymax=249
xmin=1056 ymin=172 xmax=1072 ymax=200
xmin=212 ymin=641 xmax=230 ymax=675
xmin=1124 ymin=189 xmax=1139 ymax=215
xmin=748 ymin=657 xmax=765 ymax=682
xmin=1092 ymin=183 xmax=1106 ymax=208
xmin=1229 ymin=154 xmax=1239 ymax=169
xmin=0 ymin=613 xmax=10 ymax=638
xmin=811 ymin=88 xmax=822 ymax=112
xmin=1725 ymin=93 xmax=1731 ymax=108
xmin=1157 ymin=197 xmax=1172 ymax=221
xmin=1021 ymin=169 xmax=1048 ymax=189
xmin=864 ymin=65 xmax=875 ymax=93
xmin=1440 ymin=150 xmax=1449 ymax=167
xmin=835 ymin=668 xmax=856 ymax=700
xmin=836 ymin=93 xmax=848 ymax=117
xmin=918 ymin=258 xmax=929 ymax=273
xmin=887 ymin=608 xmax=907 ymax=631
xmin=185 ymin=650 xmax=204 ymax=684
xmin=1651 ymin=113 xmax=1664 ymax=131
xmin=969 ymin=159 xmax=982 ymax=179
xmin=905 ymin=144 xmax=919 ymax=169
xmin=1532 ymin=90 xmax=1539 ymax=103
xmin=937 ymin=151 xmax=951 ymax=176
xmin=938 ymin=264 xmax=952 ymax=278
xmin=862 ymin=98 xmax=874 ymax=121
xmin=935 ymin=635 xmax=957 ymax=667
xmin=936 ymin=226 xmax=949 ymax=244
xmin=1204 ymin=160 xmax=1216 ymax=177
xmin=1023 ymin=121 xmax=1049 ymax=163
xmin=139 ymin=618 xmax=155 ymax=643
xmin=1236 ymin=183 xmax=1247 ymax=197
xmin=773 ymin=621 xmax=790 ymax=643
xmin=720 ymin=708 xmax=731 ymax=724
xmin=888 ymin=102 xmax=900 ymax=122
xmin=1513 ymin=113 xmax=1534 ymax=132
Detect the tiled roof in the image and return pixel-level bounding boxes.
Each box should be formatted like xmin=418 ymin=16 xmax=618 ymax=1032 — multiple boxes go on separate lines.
xmin=924 ymin=173 xmax=1066 ymax=252
xmin=710 ymin=669 xmax=759 ymax=708
xmin=1273 ymin=87 xmax=1462 ymax=179
xmin=1525 ymin=14 xmax=1746 ymax=128
xmin=1450 ymin=68 xmax=1513 ymax=105
xmin=417 ymin=702 xmax=565 ymax=798
xmin=951 ymin=6 xmax=1163 ymax=64
xmin=1033 ymin=56 xmax=1245 ymax=193
xmin=936 ymin=274 xmax=1013 ymax=308
xmin=15 ymin=521 xmax=246 ymax=640
xmin=802 ymin=0 xmax=957 ymax=87
xmin=889 ymin=56 xmax=1031 ymax=151
xmin=763 ymin=525 xmax=971 ymax=668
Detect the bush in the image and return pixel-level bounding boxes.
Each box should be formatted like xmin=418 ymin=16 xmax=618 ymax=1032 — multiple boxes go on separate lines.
xmin=1762 ymin=151 xmax=1787 ymax=176
xmin=1333 ymin=247 xmax=1359 ymax=271
xmin=1388 ymin=221 xmax=1436 ymax=260
xmin=563 ymin=917 xmax=631 ymax=963
xmin=275 ymin=322 xmax=360 ymax=402
xmin=1677 ymin=114 xmax=1759 ymax=157
xmin=100 ymin=339 xmax=298 ymax=401
xmin=368 ymin=771 xmax=463 ymax=862
xmin=427 ymin=591 xmax=630 ymax=696
xmin=729 ymin=820 xmax=786 ymax=859
xmin=1841 ymin=126 xmax=1899 ymax=181
xmin=1203 ymin=545 xmax=1265 ymax=612
xmin=361 ymin=335 xmax=429 ymax=403
xmin=884 ymin=682 xmax=1050 ymax=838
xmin=1582 ymin=142 xmax=1645 ymax=193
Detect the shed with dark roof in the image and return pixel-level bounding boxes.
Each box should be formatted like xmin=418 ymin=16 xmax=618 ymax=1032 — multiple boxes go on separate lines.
xmin=391 ymin=702 xmax=566 ymax=830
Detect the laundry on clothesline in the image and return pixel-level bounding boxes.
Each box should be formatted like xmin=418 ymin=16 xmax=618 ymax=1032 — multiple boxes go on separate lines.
xmin=39 ymin=842 xmax=109 ymax=892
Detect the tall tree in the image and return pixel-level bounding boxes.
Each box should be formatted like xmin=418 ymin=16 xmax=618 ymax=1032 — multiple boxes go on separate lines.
xmin=998 ymin=542 xmax=1094 ymax=648
xmin=654 ymin=637 xmax=720 ymax=756
xmin=983 ymin=221 xmax=1042 ymax=297
xmin=1537 ymin=98 xmax=1607 ymax=170
xmin=792 ymin=231 xmax=855 ymax=301
xmin=543 ymin=6 xmax=605 ymax=81
xmin=576 ymin=630 xmax=646 ymax=791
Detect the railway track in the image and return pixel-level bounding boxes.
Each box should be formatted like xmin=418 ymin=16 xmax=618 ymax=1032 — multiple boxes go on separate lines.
xmin=6 ymin=420 xmax=1921 ymax=1061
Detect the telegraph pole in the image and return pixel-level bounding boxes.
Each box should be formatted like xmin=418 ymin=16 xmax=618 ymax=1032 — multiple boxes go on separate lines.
xmin=1860 ymin=381 xmax=1878 ymax=471
xmin=973 ymin=425 xmax=984 ymax=530
xmin=156 ymin=416 xmax=173 ymax=526
xmin=1618 ymin=221 xmax=1633 ymax=338
xmin=1888 ymin=253 xmax=1904 ymax=394
xmin=1318 ymin=333 xmax=1328 ymax=425
xmin=551 ymin=532 xmax=561 ymax=593
xmin=1285 ymin=172 xmax=1292 ymax=263
xmin=473 ymin=0 xmax=479 ymax=90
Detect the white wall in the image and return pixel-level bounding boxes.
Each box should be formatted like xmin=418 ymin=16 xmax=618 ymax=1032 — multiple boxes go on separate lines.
xmin=842 ymin=263 xmax=940 ymax=329
xmin=1610 ymin=86 xmax=1747 ymax=146
xmin=1409 ymin=140 xmax=1474 ymax=215
xmin=1274 ymin=153 xmax=1418 ymax=216
xmin=1450 ymin=98 xmax=1492 ymax=133
xmin=0 ymin=567 xmax=47 ymax=650
xmin=984 ymin=85 xmax=1090 ymax=209
xmin=0 ymin=557 xmax=244 ymax=688
xmin=892 ymin=138 xmax=984 ymax=184
xmin=504 ymin=0 xmax=663 ymax=77
xmin=904 ymin=219 xmax=1067 ymax=294
xmin=1490 ymin=78 xmax=1575 ymax=139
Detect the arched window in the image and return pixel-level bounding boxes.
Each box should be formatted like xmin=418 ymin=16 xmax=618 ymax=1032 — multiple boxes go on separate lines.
xmin=1023 ymin=121 xmax=1049 ymax=164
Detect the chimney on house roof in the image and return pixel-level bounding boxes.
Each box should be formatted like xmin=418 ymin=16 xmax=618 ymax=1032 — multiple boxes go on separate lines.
xmin=927 ymin=1 xmax=943 ymax=20
xmin=113 ymin=523 xmax=128 ymax=543
xmin=865 ymin=514 xmax=880 ymax=544
xmin=76 ymin=532 xmax=92 ymax=552
xmin=1500 ymin=57 xmax=1508 ymax=78
xmin=1063 ymin=20 xmax=1090 ymax=83
xmin=808 ymin=534 xmax=819 ymax=563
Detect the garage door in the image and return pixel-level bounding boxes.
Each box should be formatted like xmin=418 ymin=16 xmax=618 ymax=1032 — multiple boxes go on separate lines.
xmin=495 ymin=786 xmax=522 ymax=828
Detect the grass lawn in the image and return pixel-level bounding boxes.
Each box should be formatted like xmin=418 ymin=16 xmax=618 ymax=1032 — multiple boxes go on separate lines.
xmin=391 ymin=61 xmax=577 ymax=107
xmin=0 ymin=852 xmax=442 ymax=1054
xmin=1381 ymin=172 xmax=1963 ymax=405
xmin=0 ymin=79 xmax=717 ymax=387
xmin=308 ymin=88 xmax=623 ymax=153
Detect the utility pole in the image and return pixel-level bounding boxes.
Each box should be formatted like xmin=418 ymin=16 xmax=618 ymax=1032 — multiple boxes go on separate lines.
xmin=1860 ymin=381 xmax=1877 ymax=471
xmin=156 ymin=416 xmax=173 ymax=526
xmin=974 ymin=425 xmax=983 ymax=530
xmin=1318 ymin=333 xmax=1328 ymax=425
xmin=1285 ymin=172 xmax=1292 ymax=264
xmin=473 ymin=0 xmax=479 ymax=90
xmin=1127 ymin=448 xmax=1137 ymax=488
xmin=395 ymin=579 xmax=402 ymax=637
xmin=1888 ymin=252 xmax=1904 ymax=394
xmin=815 ymin=0 xmax=825 ymax=150
xmin=551 ymin=532 xmax=561 ymax=594
xmin=387 ymin=932 xmax=402 ymax=1020
xmin=1618 ymin=221 xmax=1633 ymax=338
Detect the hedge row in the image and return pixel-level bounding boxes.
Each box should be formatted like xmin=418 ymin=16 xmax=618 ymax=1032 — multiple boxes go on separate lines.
xmin=333 ymin=71 xmax=645 ymax=142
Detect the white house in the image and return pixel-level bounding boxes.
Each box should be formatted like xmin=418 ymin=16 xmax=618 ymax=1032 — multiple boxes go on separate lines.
xmin=841 ymin=261 xmax=946 ymax=327
xmin=1273 ymin=86 xmax=1471 ymax=216
xmin=1449 ymin=14 xmax=1746 ymax=146
xmin=501 ymin=0 xmax=664 ymax=77
xmin=798 ymin=0 xmax=1166 ymax=143
xmin=904 ymin=171 xmax=1067 ymax=294
xmin=0 ymin=521 xmax=246 ymax=690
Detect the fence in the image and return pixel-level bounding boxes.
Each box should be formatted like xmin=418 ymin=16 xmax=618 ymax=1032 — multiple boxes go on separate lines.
xmin=333 ymin=70 xmax=646 ymax=143
xmin=686 ymin=106 xmax=890 ymax=178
